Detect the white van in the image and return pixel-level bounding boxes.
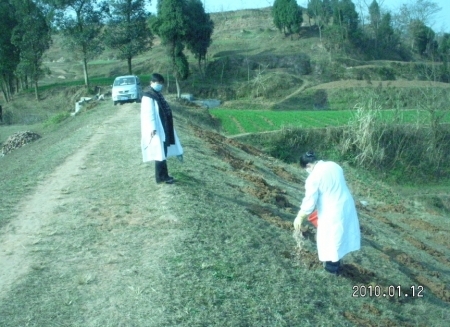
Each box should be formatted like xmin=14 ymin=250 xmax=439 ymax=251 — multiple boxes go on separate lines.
xmin=111 ymin=75 xmax=143 ymax=105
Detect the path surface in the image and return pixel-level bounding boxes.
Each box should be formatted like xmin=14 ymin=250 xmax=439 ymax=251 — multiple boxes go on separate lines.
xmin=0 ymin=106 xmax=131 ymax=298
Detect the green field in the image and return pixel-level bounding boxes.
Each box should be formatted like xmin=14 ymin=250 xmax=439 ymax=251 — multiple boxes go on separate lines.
xmin=210 ymin=109 xmax=449 ymax=135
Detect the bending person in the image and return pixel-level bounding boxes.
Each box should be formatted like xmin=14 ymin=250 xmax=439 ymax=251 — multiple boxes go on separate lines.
xmin=294 ymin=151 xmax=361 ymax=274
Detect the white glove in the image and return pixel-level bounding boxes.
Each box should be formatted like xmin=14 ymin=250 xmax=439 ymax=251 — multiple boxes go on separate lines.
xmin=293 ymin=212 xmax=308 ymax=231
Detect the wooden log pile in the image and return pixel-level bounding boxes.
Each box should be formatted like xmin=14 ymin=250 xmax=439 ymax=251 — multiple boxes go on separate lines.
xmin=1 ymin=131 xmax=41 ymax=156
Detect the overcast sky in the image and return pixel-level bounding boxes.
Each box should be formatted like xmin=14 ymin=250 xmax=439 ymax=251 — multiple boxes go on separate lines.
xmin=148 ymin=0 xmax=449 ymax=32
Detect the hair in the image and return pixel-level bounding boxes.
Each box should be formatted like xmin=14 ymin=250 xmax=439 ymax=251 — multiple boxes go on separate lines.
xmin=151 ymin=73 xmax=165 ymax=84
xmin=299 ymin=151 xmax=318 ymax=168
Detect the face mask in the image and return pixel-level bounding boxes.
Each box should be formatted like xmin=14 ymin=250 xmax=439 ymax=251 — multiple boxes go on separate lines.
xmin=153 ymin=84 xmax=163 ymax=92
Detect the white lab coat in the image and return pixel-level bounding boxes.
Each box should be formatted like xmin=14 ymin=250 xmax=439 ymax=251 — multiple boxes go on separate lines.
xmin=300 ymin=160 xmax=360 ymax=262
xmin=140 ymin=95 xmax=183 ymax=162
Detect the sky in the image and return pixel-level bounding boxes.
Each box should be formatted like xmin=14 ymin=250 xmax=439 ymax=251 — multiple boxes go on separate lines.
xmin=148 ymin=0 xmax=450 ymax=32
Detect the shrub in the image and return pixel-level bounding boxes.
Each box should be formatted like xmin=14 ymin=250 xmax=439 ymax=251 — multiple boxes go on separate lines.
xmin=2 ymin=110 xmax=14 ymax=125
xmin=44 ymin=112 xmax=70 ymax=128
xmin=338 ymin=99 xmax=387 ymax=169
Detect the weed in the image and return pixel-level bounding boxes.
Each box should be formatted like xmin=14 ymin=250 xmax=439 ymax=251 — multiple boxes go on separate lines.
xmin=1 ymin=110 xmax=14 ymax=125
xmin=76 ymin=273 xmax=96 ymax=285
xmin=43 ymin=112 xmax=70 ymax=128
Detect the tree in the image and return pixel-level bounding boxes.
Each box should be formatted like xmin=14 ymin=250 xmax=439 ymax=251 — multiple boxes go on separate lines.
xmin=377 ymin=13 xmax=399 ymax=56
xmin=104 ymin=0 xmax=153 ymax=75
xmin=438 ymin=33 xmax=450 ymax=82
xmin=409 ymin=20 xmax=436 ymax=57
xmin=331 ymin=0 xmax=359 ymax=42
xmin=307 ymin=0 xmax=333 ymax=41
xmin=11 ymin=0 xmax=52 ymax=100
xmin=152 ymin=0 xmax=190 ymax=98
xmin=393 ymin=0 xmax=441 ymax=38
xmin=367 ymin=0 xmax=381 ymax=50
xmin=438 ymin=33 xmax=450 ymax=61
xmin=272 ymin=0 xmax=303 ymax=35
xmin=47 ymin=0 xmax=104 ymax=89
xmin=0 ymin=1 xmax=20 ymax=102
xmin=185 ymin=0 xmax=214 ymax=75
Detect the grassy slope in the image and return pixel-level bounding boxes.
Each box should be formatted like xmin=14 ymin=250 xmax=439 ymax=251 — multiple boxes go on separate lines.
xmin=0 ymin=7 xmax=449 ymax=327
xmin=1 ymin=100 xmax=449 ymax=326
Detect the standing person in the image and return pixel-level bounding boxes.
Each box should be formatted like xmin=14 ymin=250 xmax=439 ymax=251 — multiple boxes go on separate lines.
xmin=294 ymin=151 xmax=361 ymax=275
xmin=141 ymin=73 xmax=183 ymax=184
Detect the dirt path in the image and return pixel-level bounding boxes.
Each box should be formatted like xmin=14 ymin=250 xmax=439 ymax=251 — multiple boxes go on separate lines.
xmin=277 ymin=78 xmax=310 ymax=103
xmin=0 ymin=105 xmax=142 ymax=299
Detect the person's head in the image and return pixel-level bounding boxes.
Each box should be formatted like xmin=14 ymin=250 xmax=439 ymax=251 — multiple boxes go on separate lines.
xmin=300 ymin=151 xmax=318 ymax=173
xmin=150 ymin=73 xmax=165 ymax=92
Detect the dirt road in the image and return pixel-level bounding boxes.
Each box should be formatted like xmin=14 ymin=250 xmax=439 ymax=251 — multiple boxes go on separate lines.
xmin=0 ymin=104 xmax=134 ymax=299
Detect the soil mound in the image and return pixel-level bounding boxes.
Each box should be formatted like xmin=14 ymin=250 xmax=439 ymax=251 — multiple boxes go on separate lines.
xmin=1 ymin=131 xmax=41 ymax=156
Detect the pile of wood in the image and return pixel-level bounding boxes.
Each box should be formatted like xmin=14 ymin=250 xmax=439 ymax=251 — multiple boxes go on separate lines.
xmin=1 ymin=131 xmax=41 ymax=156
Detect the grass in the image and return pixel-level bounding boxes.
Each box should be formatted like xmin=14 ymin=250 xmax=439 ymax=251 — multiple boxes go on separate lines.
xmin=1 ymin=94 xmax=449 ymax=326
xmin=210 ymin=108 xmax=450 ymax=135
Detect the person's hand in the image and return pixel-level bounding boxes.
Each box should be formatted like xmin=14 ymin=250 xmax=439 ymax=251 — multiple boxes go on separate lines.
xmin=293 ymin=212 xmax=308 ymax=231
xmin=151 ymin=130 xmax=156 ymax=137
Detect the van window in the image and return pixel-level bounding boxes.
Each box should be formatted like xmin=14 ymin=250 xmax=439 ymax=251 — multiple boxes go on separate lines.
xmin=114 ymin=77 xmax=135 ymax=86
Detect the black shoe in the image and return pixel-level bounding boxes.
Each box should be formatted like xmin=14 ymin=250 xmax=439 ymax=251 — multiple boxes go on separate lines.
xmin=324 ymin=260 xmax=341 ymax=274
xmin=165 ymin=176 xmax=174 ymax=184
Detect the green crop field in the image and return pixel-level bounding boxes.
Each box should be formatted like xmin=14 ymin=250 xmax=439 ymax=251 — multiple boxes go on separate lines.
xmin=210 ymin=109 xmax=450 ymax=135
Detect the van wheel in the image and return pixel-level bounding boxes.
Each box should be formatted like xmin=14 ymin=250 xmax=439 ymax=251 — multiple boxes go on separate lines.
xmin=113 ymin=101 xmax=118 ymax=106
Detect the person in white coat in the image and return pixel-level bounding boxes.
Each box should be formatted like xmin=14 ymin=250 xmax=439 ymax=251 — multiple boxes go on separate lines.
xmin=141 ymin=73 xmax=183 ymax=184
xmin=293 ymin=151 xmax=360 ymax=274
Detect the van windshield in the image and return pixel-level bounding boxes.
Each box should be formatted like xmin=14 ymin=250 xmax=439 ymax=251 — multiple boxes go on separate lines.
xmin=114 ymin=77 xmax=135 ymax=86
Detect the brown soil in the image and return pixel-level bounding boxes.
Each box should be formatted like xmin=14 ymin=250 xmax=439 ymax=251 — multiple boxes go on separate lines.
xmin=192 ymin=122 xmax=450 ymax=308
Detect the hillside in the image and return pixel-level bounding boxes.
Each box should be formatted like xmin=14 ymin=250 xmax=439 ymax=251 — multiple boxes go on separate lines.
xmin=1 ymin=7 xmax=449 ymax=326
xmin=23 ymin=7 xmax=445 ymax=116
xmin=0 ymin=99 xmax=449 ymax=326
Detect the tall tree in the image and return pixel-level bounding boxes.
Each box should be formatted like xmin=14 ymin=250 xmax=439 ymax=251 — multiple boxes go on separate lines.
xmin=368 ymin=0 xmax=381 ymax=48
xmin=11 ymin=0 xmax=52 ymax=100
xmin=48 ymin=0 xmax=104 ymax=88
xmin=104 ymin=0 xmax=153 ymax=75
xmin=393 ymin=0 xmax=441 ymax=38
xmin=272 ymin=0 xmax=303 ymax=35
xmin=331 ymin=0 xmax=359 ymax=42
xmin=152 ymin=0 xmax=190 ymax=98
xmin=185 ymin=0 xmax=214 ymax=75
xmin=438 ymin=33 xmax=450 ymax=62
xmin=409 ymin=20 xmax=436 ymax=57
xmin=438 ymin=33 xmax=450 ymax=82
xmin=377 ymin=12 xmax=398 ymax=57
xmin=0 ymin=1 xmax=20 ymax=102
xmin=368 ymin=0 xmax=381 ymax=31
xmin=307 ymin=0 xmax=332 ymax=41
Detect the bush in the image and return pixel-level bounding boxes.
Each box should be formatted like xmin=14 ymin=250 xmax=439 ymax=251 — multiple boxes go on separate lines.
xmin=313 ymin=89 xmax=328 ymax=109
xmin=44 ymin=112 xmax=70 ymax=128
xmin=243 ymin=97 xmax=450 ymax=183
xmin=313 ymin=59 xmax=346 ymax=83
xmin=2 ymin=110 xmax=14 ymax=125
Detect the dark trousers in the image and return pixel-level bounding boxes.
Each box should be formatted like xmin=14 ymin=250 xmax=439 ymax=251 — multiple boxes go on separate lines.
xmin=324 ymin=260 xmax=341 ymax=273
xmin=155 ymin=142 xmax=169 ymax=183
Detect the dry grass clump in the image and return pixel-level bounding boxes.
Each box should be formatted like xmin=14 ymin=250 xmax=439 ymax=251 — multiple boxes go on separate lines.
xmin=292 ymin=229 xmax=306 ymax=250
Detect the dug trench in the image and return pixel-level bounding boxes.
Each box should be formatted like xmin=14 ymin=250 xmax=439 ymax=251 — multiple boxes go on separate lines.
xmin=191 ymin=125 xmax=450 ymax=308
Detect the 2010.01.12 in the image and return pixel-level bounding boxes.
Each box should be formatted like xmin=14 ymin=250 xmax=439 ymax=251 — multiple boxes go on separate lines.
xmin=352 ymin=285 xmax=424 ymax=298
